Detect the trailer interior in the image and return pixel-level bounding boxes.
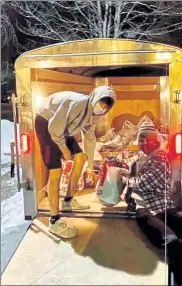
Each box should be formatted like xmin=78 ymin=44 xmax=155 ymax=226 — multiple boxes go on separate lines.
xmin=34 ymin=66 xmax=170 ymax=215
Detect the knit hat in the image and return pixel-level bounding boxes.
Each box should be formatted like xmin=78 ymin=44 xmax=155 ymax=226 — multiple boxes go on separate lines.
xmin=138 ymin=121 xmax=158 ymax=135
xmin=137 ymin=122 xmax=167 ymax=145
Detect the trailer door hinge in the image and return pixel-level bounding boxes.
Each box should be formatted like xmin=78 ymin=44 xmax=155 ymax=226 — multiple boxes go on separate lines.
xmin=12 ymin=93 xmax=29 ymax=106
xmin=18 ymin=180 xmax=33 ymax=191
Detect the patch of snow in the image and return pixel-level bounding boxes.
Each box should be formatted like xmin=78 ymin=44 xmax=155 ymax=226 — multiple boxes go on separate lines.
xmin=1 ymin=165 xmax=22 ymax=182
xmin=1 ymin=120 xmax=30 ymax=272
xmin=1 ymin=191 xmax=29 ymax=236
xmin=1 ymin=120 xmax=19 ymax=164
xmin=1 ymin=190 xmax=30 ymax=274
xmin=6 ymin=177 xmax=18 ymax=188
xmin=1 ymin=178 xmax=17 ymax=193
xmin=1 ymin=167 xmax=10 ymax=176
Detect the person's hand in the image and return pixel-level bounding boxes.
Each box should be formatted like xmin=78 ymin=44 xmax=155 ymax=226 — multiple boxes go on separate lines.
xmin=60 ymin=145 xmax=72 ymax=160
xmin=102 ymin=157 xmax=109 ymax=164
xmin=85 ymin=168 xmax=97 ymax=187
xmin=120 ymin=192 xmax=126 ymax=202
xmin=120 ymin=185 xmax=128 ymax=202
xmin=86 ymin=168 xmax=96 ymax=180
xmin=119 ymin=168 xmax=130 ymax=176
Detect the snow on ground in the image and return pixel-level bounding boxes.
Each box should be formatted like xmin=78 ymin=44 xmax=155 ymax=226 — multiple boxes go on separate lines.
xmin=1 ymin=190 xmax=30 ymax=273
xmin=1 ymin=120 xmax=19 ymax=164
xmin=1 ymin=173 xmax=30 ymax=274
xmin=1 ymin=166 xmax=10 ymax=176
xmin=1 ymin=191 xmax=29 ymax=236
xmin=1 ymin=120 xmax=29 ymax=273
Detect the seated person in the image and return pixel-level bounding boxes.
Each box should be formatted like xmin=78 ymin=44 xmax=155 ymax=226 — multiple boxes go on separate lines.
xmin=120 ymin=122 xmax=182 ymax=286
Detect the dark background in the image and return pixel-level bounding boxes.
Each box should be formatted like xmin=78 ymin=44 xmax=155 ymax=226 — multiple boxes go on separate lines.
xmin=1 ymin=1 xmax=182 ymax=121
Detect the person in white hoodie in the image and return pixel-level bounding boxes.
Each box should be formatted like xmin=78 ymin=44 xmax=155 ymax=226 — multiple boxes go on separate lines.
xmin=35 ymin=86 xmax=116 ymax=239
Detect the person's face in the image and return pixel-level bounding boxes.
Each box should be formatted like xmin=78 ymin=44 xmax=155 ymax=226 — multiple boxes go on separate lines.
xmin=93 ymin=101 xmax=108 ymax=116
xmin=138 ymin=132 xmax=158 ymax=155
xmin=98 ymin=101 xmax=108 ymax=112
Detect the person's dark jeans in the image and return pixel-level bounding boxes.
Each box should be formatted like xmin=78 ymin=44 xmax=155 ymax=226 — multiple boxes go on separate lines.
xmin=136 ymin=208 xmax=182 ymax=285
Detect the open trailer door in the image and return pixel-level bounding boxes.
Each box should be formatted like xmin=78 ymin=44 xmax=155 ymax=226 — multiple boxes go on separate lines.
xmin=10 ymin=93 xmax=21 ymax=191
xmin=13 ymin=68 xmax=38 ymax=220
xmin=169 ymin=62 xmax=182 ymax=207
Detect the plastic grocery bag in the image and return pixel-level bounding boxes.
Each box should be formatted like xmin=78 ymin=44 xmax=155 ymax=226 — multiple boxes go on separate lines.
xmin=98 ymin=165 xmax=123 ymax=206
xmin=59 ymin=160 xmax=86 ymax=196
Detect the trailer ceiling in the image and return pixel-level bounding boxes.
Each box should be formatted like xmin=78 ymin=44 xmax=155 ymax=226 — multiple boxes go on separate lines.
xmin=50 ymin=65 xmax=169 ymax=77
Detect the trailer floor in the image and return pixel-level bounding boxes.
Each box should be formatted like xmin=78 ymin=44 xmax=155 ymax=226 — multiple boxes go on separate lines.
xmin=1 ymin=217 xmax=167 ymax=285
xmin=39 ymin=188 xmax=128 ymax=213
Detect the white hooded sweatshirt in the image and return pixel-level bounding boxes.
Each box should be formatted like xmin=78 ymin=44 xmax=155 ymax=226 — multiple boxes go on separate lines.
xmin=37 ymin=86 xmax=116 ymax=168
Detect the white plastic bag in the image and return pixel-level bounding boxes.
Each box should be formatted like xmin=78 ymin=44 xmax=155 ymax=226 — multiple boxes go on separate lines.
xmin=98 ymin=166 xmax=122 ymax=206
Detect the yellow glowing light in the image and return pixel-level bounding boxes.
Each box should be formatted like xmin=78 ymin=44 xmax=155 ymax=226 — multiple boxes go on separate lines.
xmin=38 ymin=59 xmax=47 ymax=68
xmin=35 ymin=95 xmax=45 ymax=109
xmin=176 ymin=133 xmax=182 ymax=155
xmin=156 ymin=52 xmax=172 ymax=61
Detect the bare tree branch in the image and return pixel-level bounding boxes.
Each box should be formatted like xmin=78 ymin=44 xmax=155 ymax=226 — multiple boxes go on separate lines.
xmin=3 ymin=1 xmax=182 ymax=49
xmin=1 ymin=2 xmax=18 ymax=50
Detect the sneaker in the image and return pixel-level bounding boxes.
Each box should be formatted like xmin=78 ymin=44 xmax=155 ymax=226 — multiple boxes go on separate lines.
xmin=49 ymin=219 xmax=78 ymax=239
xmin=62 ymin=198 xmax=90 ymax=211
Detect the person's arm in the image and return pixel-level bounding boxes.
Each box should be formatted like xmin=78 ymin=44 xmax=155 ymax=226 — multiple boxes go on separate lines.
xmin=48 ymin=100 xmax=82 ymax=157
xmin=121 ymin=152 xmax=170 ymax=194
xmin=118 ymin=151 xmax=145 ymax=171
xmin=81 ymin=124 xmax=97 ymax=170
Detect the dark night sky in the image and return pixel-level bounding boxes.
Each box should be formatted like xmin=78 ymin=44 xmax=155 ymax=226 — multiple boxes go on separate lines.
xmin=3 ymin=3 xmax=182 ymax=64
